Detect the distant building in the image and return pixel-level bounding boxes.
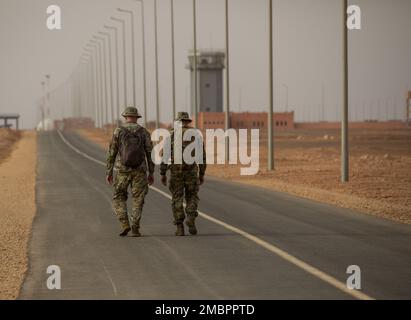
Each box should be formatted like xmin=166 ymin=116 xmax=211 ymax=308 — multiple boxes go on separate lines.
xmin=197 ymin=111 xmax=295 ymax=131
xmin=57 ymin=118 xmax=95 ymax=130
xmin=0 ymin=113 xmax=20 ymax=130
xmin=187 ymin=50 xmax=225 ymax=114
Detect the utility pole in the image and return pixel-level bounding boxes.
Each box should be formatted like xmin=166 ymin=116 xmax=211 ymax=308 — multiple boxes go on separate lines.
xmin=93 ymin=36 xmax=109 ymax=128
xmin=341 ymin=0 xmax=349 ymax=182
xmin=154 ymin=0 xmax=160 ymax=129
xmin=91 ymin=39 xmax=106 ymax=128
xmin=111 ymin=17 xmax=128 ymax=114
xmin=99 ymin=31 xmax=115 ymax=128
xmin=87 ymin=42 xmax=103 ymax=128
xmin=45 ymin=74 xmax=51 ymax=118
xmin=171 ymin=0 xmax=176 ymax=120
xmin=133 ymin=0 xmax=148 ymax=128
xmin=225 ymin=0 xmax=230 ymax=161
xmin=104 ymin=25 xmax=121 ymax=126
xmin=282 ymin=83 xmax=288 ymax=112
xmin=41 ymin=81 xmax=46 ymax=130
xmin=117 ymin=8 xmax=137 ymax=108
xmin=84 ymin=47 xmax=98 ymax=127
xmin=267 ymin=0 xmax=274 ymax=171
xmin=321 ymin=84 xmax=325 ymax=121
xmin=193 ymin=0 xmax=198 ymax=128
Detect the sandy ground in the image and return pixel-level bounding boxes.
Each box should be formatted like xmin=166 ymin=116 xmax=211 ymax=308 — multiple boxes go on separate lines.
xmin=0 ymin=130 xmax=37 ymax=300
xmin=76 ymin=127 xmax=411 ymax=224
xmin=0 ymin=129 xmax=21 ymax=164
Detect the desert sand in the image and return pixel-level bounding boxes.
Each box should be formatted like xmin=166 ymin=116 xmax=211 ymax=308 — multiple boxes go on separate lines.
xmin=0 ymin=129 xmax=37 ymax=299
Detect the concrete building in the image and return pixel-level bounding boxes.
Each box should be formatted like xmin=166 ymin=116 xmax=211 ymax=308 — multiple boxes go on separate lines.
xmin=198 ymin=111 xmax=295 ymax=132
xmin=187 ymin=51 xmax=225 ymax=114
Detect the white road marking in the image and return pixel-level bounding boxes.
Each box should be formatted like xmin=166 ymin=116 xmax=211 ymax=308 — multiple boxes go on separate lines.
xmin=101 ymin=260 xmax=118 ymax=297
xmin=57 ymin=130 xmax=374 ymax=300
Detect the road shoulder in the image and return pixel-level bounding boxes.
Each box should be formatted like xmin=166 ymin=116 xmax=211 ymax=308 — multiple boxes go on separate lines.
xmin=0 ymin=131 xmax=37 ymax=300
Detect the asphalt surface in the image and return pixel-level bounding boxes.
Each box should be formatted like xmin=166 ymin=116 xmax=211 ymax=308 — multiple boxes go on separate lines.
xmin=20 ymin=130 xmax=411 ymax=300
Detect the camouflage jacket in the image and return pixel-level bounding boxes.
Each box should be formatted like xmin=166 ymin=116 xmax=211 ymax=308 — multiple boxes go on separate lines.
xmin=106 ymin=123 xmax=155 ymax=176
xmin=160 ymin=126 xmax=207 ymax=176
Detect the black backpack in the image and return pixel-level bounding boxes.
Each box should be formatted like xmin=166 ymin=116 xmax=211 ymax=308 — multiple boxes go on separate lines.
xmin=119 ymin=127 xmax=146 ymax=168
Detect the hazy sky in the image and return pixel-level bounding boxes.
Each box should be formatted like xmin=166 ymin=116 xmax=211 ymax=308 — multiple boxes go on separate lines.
xmin=0 ymin=0 xmax=410 ymax=129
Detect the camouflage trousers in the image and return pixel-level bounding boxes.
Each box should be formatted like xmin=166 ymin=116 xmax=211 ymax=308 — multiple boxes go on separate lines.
xmin=112 ymin=170 xmax=148 ymax=229
xmin=168 ymin=167 xmax=200 ymax=225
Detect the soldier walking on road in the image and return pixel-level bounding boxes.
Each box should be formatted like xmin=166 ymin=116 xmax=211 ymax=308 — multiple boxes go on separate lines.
xmin=160 ymin=112 xmax=206 ymax=236
xmin=106 ymin=107 xmax=154 ymax=237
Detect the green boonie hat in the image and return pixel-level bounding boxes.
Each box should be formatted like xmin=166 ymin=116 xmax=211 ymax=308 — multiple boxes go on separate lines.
xmin=175 ymin=112 xmax=192 ymax=122
xmin=122 ymin=106 xmax=142 ymax=118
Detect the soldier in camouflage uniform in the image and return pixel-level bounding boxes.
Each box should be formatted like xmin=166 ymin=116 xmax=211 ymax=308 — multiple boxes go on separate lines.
xmin=106 ymin=107 xmax=154 ymax=237
xmin=160 ymin=112 xmax=206 ymax=236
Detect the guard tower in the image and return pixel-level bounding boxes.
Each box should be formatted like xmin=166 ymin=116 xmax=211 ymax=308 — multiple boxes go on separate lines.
xmin=187 ymin=50 xmax=225 ymax=115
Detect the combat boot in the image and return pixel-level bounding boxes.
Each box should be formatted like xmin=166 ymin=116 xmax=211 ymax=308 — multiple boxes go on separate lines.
xmin=185 ymin=216 xmax=198 ymax=235
xmin=175 ymin=223 xmax=185 ymax=236
xmin=131 ymin=226 xmax=141 ymax=237
xmin=119 ymin=224 xmax=131 ymax=237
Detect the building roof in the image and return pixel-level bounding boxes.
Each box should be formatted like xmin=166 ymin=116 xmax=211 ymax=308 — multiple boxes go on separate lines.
xmin=0 ymin=113 xmax=20 ymax=119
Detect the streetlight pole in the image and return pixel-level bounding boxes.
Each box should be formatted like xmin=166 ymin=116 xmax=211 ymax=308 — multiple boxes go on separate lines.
xmin=225 ymin=0 xmax=230 ymax=161
xmin=41 ymin=81 xmax=46 ymax=130
xmin=268 ymin=0 xmax=274 ymax=171
xmin=342 ymin=0 xmax=349 ymax=182
xmin=171 ymin=0 xmax=176 ymax=120
xmin=154 ymin=0 xmax=160 ymax=129
xmin=93 ymin=35 xmax=109 ymax=128
xmin=99 ymin=31 xmax=115 ymax=128
xmin=281 ymin=83 xmax=288 ymax=112
xmin=117 ymin=8 xmax=137 ymax=109
xmin=133 ymin=0 xmax=148 ymax=128
xmin=45 ymin=74 xmax=51 ymax=118
xmin=76 ymin=64 xmax=83 ymax=118
xmin=193 ymin=0 xmax=198 ymax=128
xmin=104 ymin=25 xmax=121 ymax=126
xmin=90 ymin=39 xmax=105 ymax=128
xmin=84 ymin=48 xmax=98 ymax=127
xmin=321 ymin=84 xmax=325 ymax=121
xmin=111 ymin=17 xmax=128 ymax=113
xmin=80 ymin=58 xmax=91 ymax=118
xmin=87 ymin=42 xmax=102 ymax=128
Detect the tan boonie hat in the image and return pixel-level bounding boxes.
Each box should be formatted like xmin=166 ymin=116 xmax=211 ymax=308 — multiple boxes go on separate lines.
xmin=175 ymin=112 xmax=192 ymax=122
xmin=122 ymin=106 xmax=142 ymax=118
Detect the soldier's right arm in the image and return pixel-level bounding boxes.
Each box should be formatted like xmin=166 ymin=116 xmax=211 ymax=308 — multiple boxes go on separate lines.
xmin=143 ymin=128 xmax=155 ymax=175
xmin=106 ymin=128 xmax=121 ymax=176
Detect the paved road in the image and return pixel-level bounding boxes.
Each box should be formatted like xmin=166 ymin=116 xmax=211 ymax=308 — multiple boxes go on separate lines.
xmin=20 ymin=130 xmax=411 ymax=299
